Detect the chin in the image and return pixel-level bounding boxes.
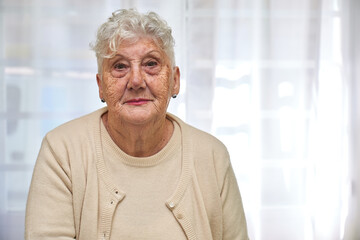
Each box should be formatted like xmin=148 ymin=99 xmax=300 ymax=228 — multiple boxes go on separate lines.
xmin=112 ymin=106 xmax=166 ymax=125
xmin=123 ymin=112 xmax=157 ymax=125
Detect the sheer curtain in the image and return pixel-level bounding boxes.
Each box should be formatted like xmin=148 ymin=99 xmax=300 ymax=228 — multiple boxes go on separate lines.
xmin=0 ymin=0 xmax=357 ymax=239
xmin=342 ymin=0 xmax=360 ymax=239
xmin=185 ymin=0 xmax=349 ymax=239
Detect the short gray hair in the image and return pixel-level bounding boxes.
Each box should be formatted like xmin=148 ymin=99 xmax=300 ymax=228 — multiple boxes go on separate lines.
xmin=90 ymin=9 xmax=175 ymax=74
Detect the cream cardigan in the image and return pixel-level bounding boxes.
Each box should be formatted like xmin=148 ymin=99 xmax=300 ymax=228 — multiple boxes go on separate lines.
xmin=25 ymin=107 xmax=249 ymax=240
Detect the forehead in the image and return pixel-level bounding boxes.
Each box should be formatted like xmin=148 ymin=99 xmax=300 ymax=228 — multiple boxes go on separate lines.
xmin=114 ymin=37 xmax=165 ymax=57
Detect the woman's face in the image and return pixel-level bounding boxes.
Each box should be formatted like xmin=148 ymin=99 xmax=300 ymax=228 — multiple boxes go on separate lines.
xmin=97 ymin=38 xmax=180 ymax=126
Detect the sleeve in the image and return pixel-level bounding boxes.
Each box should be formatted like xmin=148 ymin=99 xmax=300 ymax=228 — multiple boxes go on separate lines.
xmin=25 ymin=136 xmax=76 ymax=240
xmin=221 ymin=164 xmax=249 ymax=240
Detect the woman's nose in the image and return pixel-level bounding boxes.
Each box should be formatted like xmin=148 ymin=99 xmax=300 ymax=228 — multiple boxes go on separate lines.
xmin=127 ymin=66 xmax=146 ymax=90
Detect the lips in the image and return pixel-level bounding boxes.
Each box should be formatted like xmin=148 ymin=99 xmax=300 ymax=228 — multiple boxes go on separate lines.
xmin=124 ymin=98 xmax=151 ymax=106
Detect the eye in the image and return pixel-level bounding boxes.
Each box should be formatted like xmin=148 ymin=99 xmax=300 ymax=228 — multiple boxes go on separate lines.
xmin=111 ymin=62 xmax=129 ymax=78
xmin=143 ymin=59 xmax=161 ymax=75
xmin=145 ymin=61 xmax=158 ymax=67
xmin=114 ymin=63 xmax=127 ymax=70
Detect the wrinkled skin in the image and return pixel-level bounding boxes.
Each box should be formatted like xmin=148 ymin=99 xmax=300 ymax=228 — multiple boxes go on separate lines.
xmin=96 ymin=37 xmax=180 ymax=157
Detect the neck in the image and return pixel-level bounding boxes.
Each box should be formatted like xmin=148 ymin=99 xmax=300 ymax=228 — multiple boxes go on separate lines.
xmin=102 ymin=112 xmax=173 ymax=157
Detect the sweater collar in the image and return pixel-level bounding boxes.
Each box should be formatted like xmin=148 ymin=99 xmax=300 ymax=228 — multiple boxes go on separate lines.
xmin=93 ymin=107 xmax=192 ymax=207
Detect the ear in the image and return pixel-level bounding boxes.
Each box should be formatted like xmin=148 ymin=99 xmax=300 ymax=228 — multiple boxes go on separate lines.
xmin=171 ymin=66 xmax=180 ymax=96
xmin=96 ymin=74 xmax=104 ymax=100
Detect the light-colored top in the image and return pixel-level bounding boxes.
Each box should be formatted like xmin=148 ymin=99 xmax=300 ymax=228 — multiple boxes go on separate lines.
xmin=101 ymin=119 xmax=186 ymax=239
xmin=25 ymin=107 xmax=249 ymax=240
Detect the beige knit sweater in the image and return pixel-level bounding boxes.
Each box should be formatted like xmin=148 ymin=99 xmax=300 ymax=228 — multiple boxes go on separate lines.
xmin=25 ymin=107 xmax=249 ymax=240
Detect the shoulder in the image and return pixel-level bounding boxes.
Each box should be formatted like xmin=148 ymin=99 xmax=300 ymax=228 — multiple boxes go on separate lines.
xmin=46 ymin=108 xmax=106 ymax=141
xmin=168 ymin=113 xmax=230 ymax=172
xmin=42 ymin=108 xmax=106 ymax=157
xmin=36 ymin=108 xmax=106 ymax=173
xmin=168 ymin=113 xmax=232 ymax=198
xmin=168 ymin=113 xmax=229 ymax=156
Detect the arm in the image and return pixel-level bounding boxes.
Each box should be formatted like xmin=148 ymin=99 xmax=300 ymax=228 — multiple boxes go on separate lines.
xmin=221 ymin=164 xmax=249 ymax=240
xmin=25 ymin=136 xmax=76 ymax=240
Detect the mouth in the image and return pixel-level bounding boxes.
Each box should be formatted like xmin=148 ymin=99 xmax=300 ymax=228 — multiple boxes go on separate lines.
xmin=124 ymin=98 xmax=152 ymax=106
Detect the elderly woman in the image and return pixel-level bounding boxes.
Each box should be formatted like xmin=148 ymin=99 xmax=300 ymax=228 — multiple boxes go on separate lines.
xmin=25 ymin=9 xmax=248 ymax=240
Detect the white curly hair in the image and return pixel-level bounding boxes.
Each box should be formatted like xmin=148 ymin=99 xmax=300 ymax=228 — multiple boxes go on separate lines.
xmin=90 ymin=9 xmax=176 ymax=74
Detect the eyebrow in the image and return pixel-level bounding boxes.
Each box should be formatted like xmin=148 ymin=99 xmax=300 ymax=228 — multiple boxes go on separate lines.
xmin=112 ymin=50 xmax=163 ymax=59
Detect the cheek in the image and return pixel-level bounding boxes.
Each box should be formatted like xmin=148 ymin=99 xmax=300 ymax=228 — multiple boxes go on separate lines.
xmin=103 ymin=78 xmax=126 ymax=102
xmin=153 ymin=68 xmax=172 ymax=97
xmin=151 ymin=75 xmax=171 ymax=99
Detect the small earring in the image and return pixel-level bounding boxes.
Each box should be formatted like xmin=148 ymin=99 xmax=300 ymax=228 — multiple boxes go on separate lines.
xmin=101 ymin=98 xmax=105 ymax=103
xmin=172 ymin=94 xmax=177 ymax=99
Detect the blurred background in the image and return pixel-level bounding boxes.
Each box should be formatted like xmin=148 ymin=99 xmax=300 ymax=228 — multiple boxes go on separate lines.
xmin=0 ymin=0 xmax=359 ymax=239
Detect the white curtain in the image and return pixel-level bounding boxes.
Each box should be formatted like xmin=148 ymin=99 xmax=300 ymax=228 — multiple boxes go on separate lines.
xmin=342 ymin=0 xmax=360 ymax=239
xmin=0 ymin=0 xmax=358 ymax=239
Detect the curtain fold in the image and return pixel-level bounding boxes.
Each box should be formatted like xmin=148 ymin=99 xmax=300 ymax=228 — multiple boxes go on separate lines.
xmin=342 ymin=0 xmax=360 ymax=239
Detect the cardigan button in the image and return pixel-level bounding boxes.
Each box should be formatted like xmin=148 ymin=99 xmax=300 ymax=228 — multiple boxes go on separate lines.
xmin=169 ymin=202 xmax=175 ymax=209
xmin=176 ymin=213 xmax=183 ymax=219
